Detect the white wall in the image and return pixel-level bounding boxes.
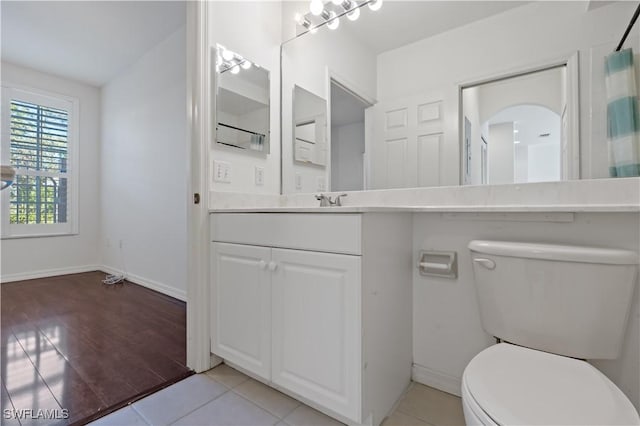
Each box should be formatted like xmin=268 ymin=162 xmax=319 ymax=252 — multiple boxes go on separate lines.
xmin=100 ymin=27 xmax=187 ymax=300
xmin=477 ymin=66 xmax=564 ymax=123
xmin=281 ymin=14 xmax=377 ymax=193
xmin=0 ymin=62 xmax=101 ymax=281
xmin=331 ymin=122 xmax=365 ymax=191
xmin=488 ymin=122 xmax=514 ymax=185
xmin=209 ymin=1 xmax=282 ymax=195
xmin=528 ymin=142 xmax=561 ymax=182
xmin=412 ymin=212 xmax=640 ymax=410
xmin=377 ymin=1 xmax=640 ymax=184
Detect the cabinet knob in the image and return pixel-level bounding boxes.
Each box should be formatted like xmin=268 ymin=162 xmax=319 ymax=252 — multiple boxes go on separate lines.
xmin=259 ymin=260 xmax=267 ymax=270
xmin=268 ymin=261 xmax=278 ymax=272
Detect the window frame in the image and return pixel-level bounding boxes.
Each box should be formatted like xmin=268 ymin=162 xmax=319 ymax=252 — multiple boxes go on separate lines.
xmin=1 ymin=84 xmax=79 ymax=239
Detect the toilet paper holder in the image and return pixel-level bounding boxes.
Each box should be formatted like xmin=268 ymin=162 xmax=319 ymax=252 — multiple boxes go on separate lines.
xmin=417 ymin=251 xmax=458 ymax=279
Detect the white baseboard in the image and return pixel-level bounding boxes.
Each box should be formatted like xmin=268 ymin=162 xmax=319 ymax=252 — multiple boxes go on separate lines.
xmin=1 ymin=265 xmax=101 ymax=283
xmin=100 ymin=265 xmax=187 ymax=301
xmin=412 ymin=364 xmax=462 ymax=397
xmin=1 ymin=264 xmax=187 ymax=302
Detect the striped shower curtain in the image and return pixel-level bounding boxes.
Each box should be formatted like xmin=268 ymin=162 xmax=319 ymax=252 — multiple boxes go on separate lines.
xmin=606 ymin=48 xmax=640 ymax=177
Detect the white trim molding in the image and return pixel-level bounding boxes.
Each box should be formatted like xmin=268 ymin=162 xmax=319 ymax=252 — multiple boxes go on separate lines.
xmin=1 ymin=265 xmax=100 ymax=283
xmin=412 ymin=364 xmax=462 ymax=397
xmin=1 ymin=265 xmax=187 ymax=302
xmin=100 ymin=265 xmax=187 ymax=302
xmin=185 ymin=0 xmax=213 ymax=373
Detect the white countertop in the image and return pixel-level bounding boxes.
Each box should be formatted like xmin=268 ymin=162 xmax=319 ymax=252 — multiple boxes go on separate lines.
xmin=209 ymin=204 xmax=640 ymax=213
xmin=208 ymin=178 xmax=640 ymax=214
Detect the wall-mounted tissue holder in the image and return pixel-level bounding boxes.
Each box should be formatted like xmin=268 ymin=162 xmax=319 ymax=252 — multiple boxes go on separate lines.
xmin=418 ymin=251 xmax=458 ymax=279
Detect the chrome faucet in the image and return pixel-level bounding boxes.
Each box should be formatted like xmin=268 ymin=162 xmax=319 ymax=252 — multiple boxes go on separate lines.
xmin=315 ymin=193 xmax=331 ymax=207
xmin=315 ymin=193 xmax=348 ymax=207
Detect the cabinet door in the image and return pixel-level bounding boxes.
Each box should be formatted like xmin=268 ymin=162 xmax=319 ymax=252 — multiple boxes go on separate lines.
xmin=211 ymin=242 xmax=271 ymax=380
xmin=271 ymin=248 xmax=361 ymax=422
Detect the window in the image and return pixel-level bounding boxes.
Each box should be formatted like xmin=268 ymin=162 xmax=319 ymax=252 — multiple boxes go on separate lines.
xmin=1 ymin=86 xmax=78 ymax=238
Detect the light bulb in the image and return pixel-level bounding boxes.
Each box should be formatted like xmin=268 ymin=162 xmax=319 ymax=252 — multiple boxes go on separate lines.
xmin=294 ymin=13 xmax=303 ymax=24
xmin=222 ymin=49 xmax=234 ymax=61
xmin=241 ymin=60 xmax=252 ymax=70
xmin=230 ymin=65 xmax=240 ymax=74
xmin=368 ymin=0 xmax=383 ymax=11
xmin=310 ymin=0 xmax=324 ymax=16
xmin=327 ymin=11 xmax=339 ymax=30
xmin=347 ymin=5 xmax=360 ymax=20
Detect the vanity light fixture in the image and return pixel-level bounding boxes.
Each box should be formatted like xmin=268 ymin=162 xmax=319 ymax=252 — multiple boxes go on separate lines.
xmin=347 ymin=5 xmax=360 ymax=21
xmin=323 ymin=10 xmax=340 ymax=30
xmin=217 ymin=45 xmax=257 ymax=75
xmin=296 ymin=0 xmax=382 ymax=35
xmin=368 ymin=0 xmax=383 ymax=11
xmin=221 ymin=49 xmax=234 ymax=61
xmin=310 ymin=0 xmax=324 ymax=16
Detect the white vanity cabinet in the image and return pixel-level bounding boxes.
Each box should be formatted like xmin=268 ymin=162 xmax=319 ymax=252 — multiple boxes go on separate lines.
xmin=210 ymin=213 xmax=412 ymax=426
xmin=211 ymin=242 xmax=272 ymax=380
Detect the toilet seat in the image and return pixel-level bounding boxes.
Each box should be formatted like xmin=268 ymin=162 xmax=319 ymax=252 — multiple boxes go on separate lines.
xmin=462 ymin=343 xmax=640 ymax=425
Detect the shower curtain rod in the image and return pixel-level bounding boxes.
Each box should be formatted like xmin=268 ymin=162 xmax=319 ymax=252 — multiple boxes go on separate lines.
xmin=615 ymin=3 xmax=640 ymax=52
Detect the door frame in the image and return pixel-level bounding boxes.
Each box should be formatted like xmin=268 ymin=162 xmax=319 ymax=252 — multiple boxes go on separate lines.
xmin=325 ymin=69 xmax=376 ymax=192
xmin=186 ymin=0 xmax=214 ymax=373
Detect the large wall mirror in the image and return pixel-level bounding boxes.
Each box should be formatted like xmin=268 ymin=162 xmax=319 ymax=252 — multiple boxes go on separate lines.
xmin=281 ymin=1 xmax=640 ymax=194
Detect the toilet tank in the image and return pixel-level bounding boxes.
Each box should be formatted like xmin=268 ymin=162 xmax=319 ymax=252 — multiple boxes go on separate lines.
xmin=468 ymin=240 xmax=638 ymax=359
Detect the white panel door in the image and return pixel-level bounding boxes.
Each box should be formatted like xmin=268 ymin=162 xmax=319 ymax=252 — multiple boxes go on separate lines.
xmin=418 ymin=133 xmax=442 ymax=186
xmin=211 ymin=242 xmax=271 ymax=380
xmin=372 ymin=95 xmax=444 ymax=189
xmin=271 ymin=248 xmax=362 ymax=422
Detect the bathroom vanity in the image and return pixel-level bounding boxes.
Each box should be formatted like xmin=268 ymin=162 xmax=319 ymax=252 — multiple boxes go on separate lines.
xmin=210 ymin=212 xmax=413 ymax=425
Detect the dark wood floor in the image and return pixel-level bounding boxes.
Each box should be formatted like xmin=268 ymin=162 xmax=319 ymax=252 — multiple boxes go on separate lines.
xmin=1 ymin=272 xmax=192 ymax=425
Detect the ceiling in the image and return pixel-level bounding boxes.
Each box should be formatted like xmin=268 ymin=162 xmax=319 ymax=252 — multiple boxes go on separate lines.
xmin=338 ymin=1 xmax=529 ymax=54
xmin=1 ymin=1 xmax=186 ymax=87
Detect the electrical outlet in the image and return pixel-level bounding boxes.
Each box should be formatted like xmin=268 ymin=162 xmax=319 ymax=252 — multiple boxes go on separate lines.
xmin=255 ymin=166 xmax=265 ymax=186
xmin=295 ymin=173 xmax=302 ymax=190
xmin=317 ymin=176 xmax=326 ymax=191
xmin=213 ymin=160 xmax=232 ymax=183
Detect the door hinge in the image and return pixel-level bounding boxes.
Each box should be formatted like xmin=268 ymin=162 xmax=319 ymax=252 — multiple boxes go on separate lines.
xmin=193 ymin=193 xmax=201 ymax=204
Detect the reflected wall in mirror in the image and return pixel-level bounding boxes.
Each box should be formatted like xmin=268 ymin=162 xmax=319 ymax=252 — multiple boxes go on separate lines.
xmin=293 ymin=85 xmax=327 ymax=167
xmin=215 ymin=44 xmax=270 ymax=154
xmin=281 ymin=1 xmax=640 ymax=194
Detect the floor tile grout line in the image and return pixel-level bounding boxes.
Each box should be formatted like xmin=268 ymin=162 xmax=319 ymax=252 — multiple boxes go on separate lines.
xmin=394 ymin=407 xmax=448 ymax=426
xmin=160 ymin=380 xmax=233 ymax=426
xmin=229 ymin=386 xmax=288 ymax=422
xmin=130 ymin=404 xmax=155 ymax=425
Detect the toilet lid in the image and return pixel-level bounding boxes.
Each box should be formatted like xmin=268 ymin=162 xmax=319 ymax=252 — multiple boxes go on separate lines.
xmin=464 ymin=344 xmax=640 ymax=425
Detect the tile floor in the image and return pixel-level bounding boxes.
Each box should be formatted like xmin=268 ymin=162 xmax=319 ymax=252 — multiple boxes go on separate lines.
xmin=90 ymin=363 xmax=465 ymax=426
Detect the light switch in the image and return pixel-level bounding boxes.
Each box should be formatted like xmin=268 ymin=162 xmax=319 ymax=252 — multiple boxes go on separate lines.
xmin=255 ymin=166 xmax=265 ymax=186
xmin=213 ymin=160 xmax=232 ymax=183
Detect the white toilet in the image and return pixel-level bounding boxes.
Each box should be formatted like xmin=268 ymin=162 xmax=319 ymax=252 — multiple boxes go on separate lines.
xmin=463 ymin=240 xmax=640 ymax=425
